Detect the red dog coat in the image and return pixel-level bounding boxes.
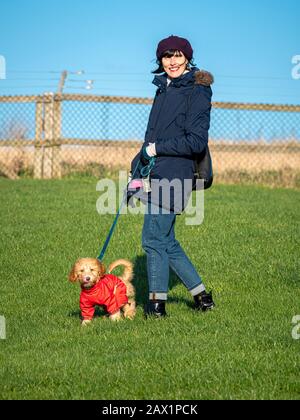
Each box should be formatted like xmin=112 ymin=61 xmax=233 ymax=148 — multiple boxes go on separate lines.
xmin=80 ymin=274 xmax=128 ymax=320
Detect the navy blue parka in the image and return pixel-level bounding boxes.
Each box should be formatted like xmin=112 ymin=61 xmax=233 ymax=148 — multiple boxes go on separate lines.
xmin=131 ymin=67 xmax=214 ymax=213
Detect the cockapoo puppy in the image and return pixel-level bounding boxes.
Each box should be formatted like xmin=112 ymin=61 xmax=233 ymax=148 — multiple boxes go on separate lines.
xmin=69 ymin=258 xmax=136 ymax=325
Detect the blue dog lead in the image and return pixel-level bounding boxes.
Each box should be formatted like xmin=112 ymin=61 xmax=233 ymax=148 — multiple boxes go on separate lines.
xmin=97 ymin=157 xmax=155 ymax=262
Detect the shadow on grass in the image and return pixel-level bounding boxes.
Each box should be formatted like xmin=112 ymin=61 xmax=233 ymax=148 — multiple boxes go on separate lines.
xmin=132 ymin=254 xmax=193 ymax=308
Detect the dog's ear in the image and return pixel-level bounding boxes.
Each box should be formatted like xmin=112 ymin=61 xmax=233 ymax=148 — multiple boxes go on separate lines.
xmin=96 ymin=259 xmax=106 ymax=278
xmin=68 ymin=264 xmax=78 ymax=283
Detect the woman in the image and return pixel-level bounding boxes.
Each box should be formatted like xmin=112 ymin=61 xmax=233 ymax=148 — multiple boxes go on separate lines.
xmin=129 ymin=35 xmax=215 ymax=317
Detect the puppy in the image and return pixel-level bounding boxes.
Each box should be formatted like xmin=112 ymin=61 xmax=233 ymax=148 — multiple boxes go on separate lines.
xmin=69 ymin=258 xmax=136 ymax=325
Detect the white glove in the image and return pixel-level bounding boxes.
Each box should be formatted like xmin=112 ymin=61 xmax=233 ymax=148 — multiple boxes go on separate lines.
xmin=146 ymin=143 xmax=157 ymax=157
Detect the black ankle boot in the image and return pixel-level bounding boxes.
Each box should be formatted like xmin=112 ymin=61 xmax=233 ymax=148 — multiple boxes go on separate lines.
xmin=194 ymin=291 xmax=215 ymax=312
xmin=144 ymin=300 xmax=167 ymax=318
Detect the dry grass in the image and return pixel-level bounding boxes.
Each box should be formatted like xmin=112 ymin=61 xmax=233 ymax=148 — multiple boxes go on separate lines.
xmin=0 ymin=140 xmax=299 ymax=188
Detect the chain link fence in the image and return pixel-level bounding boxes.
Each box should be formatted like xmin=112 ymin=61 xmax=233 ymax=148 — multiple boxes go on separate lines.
xmin=0 ymin=93 xmax=299 ymax=187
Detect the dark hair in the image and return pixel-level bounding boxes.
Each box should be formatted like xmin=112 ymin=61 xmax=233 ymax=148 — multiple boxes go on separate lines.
xmin=152 ymin=49 xmax=197 ymax=74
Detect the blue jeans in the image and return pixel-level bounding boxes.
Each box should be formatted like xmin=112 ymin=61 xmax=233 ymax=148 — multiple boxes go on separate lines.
xmin=142 ymin=203 xmax=205 ymax=300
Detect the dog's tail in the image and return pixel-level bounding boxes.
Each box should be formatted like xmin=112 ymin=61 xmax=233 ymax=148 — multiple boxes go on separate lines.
xmin=108 ymin=259 xmax=134 ymax=283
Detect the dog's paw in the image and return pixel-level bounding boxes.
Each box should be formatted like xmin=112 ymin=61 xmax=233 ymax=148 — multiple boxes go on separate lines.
xmin=124 ymin=309 xmax=136 ymax=320
xmin=109 ymin=312 xmax=122 ymax=322
xmin=81 ymin=319 xmax=92 ymax=327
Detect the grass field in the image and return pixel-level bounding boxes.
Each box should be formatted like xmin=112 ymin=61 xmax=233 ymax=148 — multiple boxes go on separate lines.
xmin=0 ymin=177 xmax=299 ymax=400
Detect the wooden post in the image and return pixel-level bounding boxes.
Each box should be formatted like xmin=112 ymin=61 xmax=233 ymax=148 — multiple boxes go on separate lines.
xmin=34 ymin=99 xmax=44 ymax=179
xmin=43 ymin=93 xmax=54 ymax=179
xmin=34 ymin=93 xmax=62 ymax=179
xmin=52 ymin=95 xmax=62 ymax=178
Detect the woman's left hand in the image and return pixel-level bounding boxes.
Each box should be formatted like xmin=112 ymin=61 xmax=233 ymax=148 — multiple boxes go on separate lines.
xmin=141 ymin=143 xmax=157 ymax=165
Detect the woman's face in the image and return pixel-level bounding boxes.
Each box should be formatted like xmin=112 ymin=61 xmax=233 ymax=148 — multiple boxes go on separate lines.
xmin=162 ymin=51 xmax=188 ymax=79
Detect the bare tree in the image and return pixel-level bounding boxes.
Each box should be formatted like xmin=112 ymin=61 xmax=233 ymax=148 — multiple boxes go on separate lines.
xmin=0 ymin=118 xmax=29 ymax=139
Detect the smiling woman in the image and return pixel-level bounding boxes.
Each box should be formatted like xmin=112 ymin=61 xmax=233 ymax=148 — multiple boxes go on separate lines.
xmin=161 ymin=52 xmax=188 ymax=78
xmin=153 ymin=35 xmax=196 ymax=76
xmin=128 ymin=35 xmax=215 ymax=318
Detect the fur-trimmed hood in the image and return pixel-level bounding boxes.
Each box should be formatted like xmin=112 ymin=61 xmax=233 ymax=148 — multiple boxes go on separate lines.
xmin=194 ymin=70 xmax=214 ymax=86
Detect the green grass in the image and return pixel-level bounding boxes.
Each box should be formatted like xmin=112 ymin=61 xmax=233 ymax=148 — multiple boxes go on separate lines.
xmin=0 ymin=177 xmax=299 ymax=400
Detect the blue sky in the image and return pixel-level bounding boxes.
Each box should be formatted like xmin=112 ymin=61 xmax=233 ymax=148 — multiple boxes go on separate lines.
xmin=0 ymin=0 xmax=299 ymax=104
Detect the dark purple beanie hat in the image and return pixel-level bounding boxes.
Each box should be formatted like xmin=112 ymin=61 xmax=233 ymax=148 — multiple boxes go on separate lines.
xmin=156 ymin=35 xmax=193 ymax=61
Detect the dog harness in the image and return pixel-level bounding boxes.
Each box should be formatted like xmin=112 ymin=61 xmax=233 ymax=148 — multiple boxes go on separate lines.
xmin=80 ymin=274 xmax=128 ymax=320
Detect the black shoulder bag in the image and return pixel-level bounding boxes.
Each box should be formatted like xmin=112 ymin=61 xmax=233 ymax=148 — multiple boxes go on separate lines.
xmin=186 ymin=87 xmax=213 ymax=191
